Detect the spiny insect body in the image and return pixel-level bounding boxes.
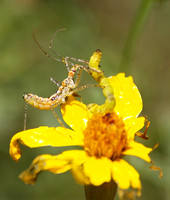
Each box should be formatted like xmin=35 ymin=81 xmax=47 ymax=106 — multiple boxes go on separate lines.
xmin=23 ymin=64 xmax=88 ymax=110
xmin=23 ymin=29 xmax=108 ymax=128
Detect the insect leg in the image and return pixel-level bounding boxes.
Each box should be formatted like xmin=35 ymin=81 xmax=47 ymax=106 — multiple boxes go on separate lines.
xmin=78 ymin=64 xmax=102 ymax=74
xmin=65 ymin=56 xmax=89 ymax=65
xmin=74 ymin=68 xmax=83 ymax=87
xmin=50 ymin=108 xmax=65 ymax=127
xmin=50 ymin=77 xmax=61 ymax=87
xmin=24 ymin=103 xmax=28 ymax=130
xmin=72 ymin=84 xmax=102 ymax=94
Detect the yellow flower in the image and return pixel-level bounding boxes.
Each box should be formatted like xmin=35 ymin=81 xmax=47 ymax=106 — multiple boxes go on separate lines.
xmin=9 ymin=73 xmax=152 ymax=195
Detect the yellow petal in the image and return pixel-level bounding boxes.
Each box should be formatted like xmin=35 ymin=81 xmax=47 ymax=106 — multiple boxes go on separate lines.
xmin=9 ymin=126 xmax=83 ymax=161
xmin=108 ymin=73 xmax=143 ymax=120
xmin=83 ymin=157 xmax=112 ymax=186
xmin=71 ymin=152 xmax=91 ymax=185
xmin=123 ymin=141 xmax=152 ymax=162
xmin=125 ymin=117 xmax=145 ymax=139
xmin=19 ymin=150 xmax=87 ymax=184
xmin=61 ymin=96 xmax=89 ymax=133
xmin=19 ymin=154 xmax=71 ymax=184
xmin=111 ymin=159 xmax=141 ymax=190
xmin=72 ymin=165 xmax=91 ymax=185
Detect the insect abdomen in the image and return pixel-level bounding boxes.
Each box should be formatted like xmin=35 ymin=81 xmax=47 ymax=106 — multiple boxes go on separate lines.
xmin=23 ymin=94 xmax=53 ymax=110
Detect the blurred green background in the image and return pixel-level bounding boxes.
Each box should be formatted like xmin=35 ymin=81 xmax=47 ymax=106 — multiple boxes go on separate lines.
xmin=0 ymin=0 xmax=169 ymax=199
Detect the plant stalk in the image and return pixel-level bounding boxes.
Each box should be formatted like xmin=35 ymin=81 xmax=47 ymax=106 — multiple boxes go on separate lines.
xmin=119 ymin=0 xmax=155 ymax=73
xmin=84 ymin=180 xmax=117 ymax=200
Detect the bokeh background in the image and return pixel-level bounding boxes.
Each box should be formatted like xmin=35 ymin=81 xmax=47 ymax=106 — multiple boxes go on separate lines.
xmin=0 ymin=0 xmax=169 ymax=199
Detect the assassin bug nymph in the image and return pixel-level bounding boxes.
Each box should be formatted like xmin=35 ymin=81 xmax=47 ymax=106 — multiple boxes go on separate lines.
xmin=23 ymin=64 xmax=100 ymax=110
xmin=23 ymin=29 xmax=101 ymax=129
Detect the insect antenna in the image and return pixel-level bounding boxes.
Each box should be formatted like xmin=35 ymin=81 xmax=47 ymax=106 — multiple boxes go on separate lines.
xmin=49 ymin=29 xmax=89 ymax=68
xmin=49 ymin=28 xmax=76 ymax=71
xmin=33 ymin=29 xmax=100 ymax=74
xmin=33 ymin=30 xmax=65 ymax=63
xmin=49 ymin=28 xmax=66 ymax=59
xmin=33 ymin=29 xmax=73 ymax=72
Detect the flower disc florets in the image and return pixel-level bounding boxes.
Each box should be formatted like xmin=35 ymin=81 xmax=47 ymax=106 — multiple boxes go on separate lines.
xmin=83 ymin=111 xmax=127 ymax=160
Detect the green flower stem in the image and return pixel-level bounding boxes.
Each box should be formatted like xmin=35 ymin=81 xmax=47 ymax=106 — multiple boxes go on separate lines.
xmin=84 ymin=180 xmax=117 ymax=200
xmin=119 ymin=0 xmax=155 ymax=73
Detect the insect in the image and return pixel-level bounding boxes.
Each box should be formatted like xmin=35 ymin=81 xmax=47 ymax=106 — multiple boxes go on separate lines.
xmin=87 ymin=49 xmax=116 ymax=114
xmin=23 ymin=64 xmax=100 ymax=110
xmin=23 ymin=29 xmax=101 ymax=129
xmin=24 ymin=63 xmax=100 ymax=128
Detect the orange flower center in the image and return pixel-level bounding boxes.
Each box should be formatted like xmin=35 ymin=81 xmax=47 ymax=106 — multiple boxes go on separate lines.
xmin=83 ymin=112 xmax=127 ymax=160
